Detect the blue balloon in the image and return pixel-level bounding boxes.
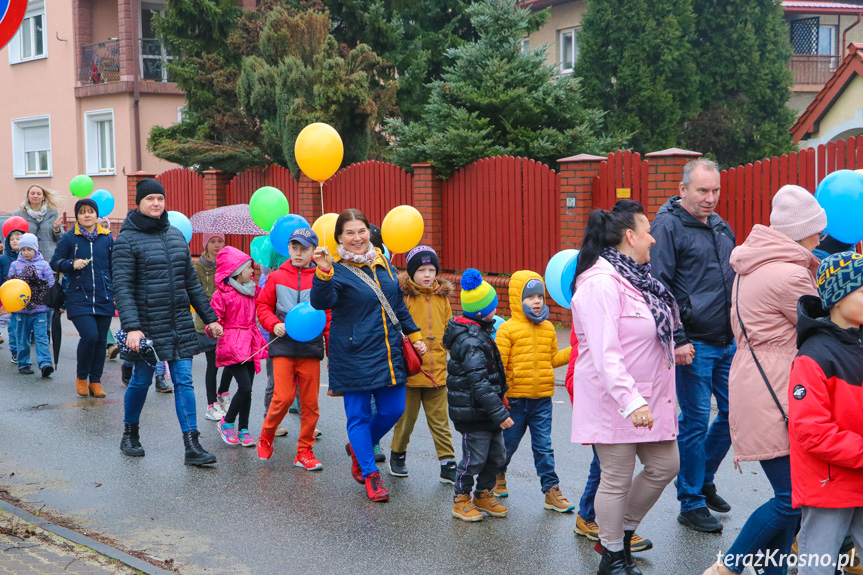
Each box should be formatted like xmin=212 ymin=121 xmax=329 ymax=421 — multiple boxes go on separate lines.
xmin=545 ymin=249 xmax=579 ymax=309
xmin=491 ymin=315 xmax=505 ymax=339
xmin=90 ymin=189 xmax=114 ymax=217
xmin=270 ymin=214 xmax=311 ymax=257
xmin=167 ymin=211 xmax=193 ymax=243
xmin=816 ymin=170 xmax=863 ymax=244
xmin=285 ymin=302 xmax=326 ymax=342
xmin=382 ymin=244 xmax=391 ymax=261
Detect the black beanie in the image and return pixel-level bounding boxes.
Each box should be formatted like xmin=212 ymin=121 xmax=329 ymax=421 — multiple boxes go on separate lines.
xmin=75 ymin=198 xmax=99 ymax=218
xmin=369 ymin=224 xmax=384 ymax=250
xmin=136 ymin=179 xmax=165 ymax=205
xmin=406 ymin=245 xmax=440 ymax=280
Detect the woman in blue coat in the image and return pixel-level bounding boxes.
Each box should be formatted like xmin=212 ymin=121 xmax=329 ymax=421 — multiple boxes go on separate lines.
xmin=50 ymin=199 xmax=114 ymax=398
xmin=311 ymin=209 xmax=427 ymax=502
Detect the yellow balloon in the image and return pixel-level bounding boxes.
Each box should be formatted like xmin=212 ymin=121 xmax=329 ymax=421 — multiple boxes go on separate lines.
xmin=295 ymin=123 xmax=344 ymax=183
xmin=312 ymin=213 xmax=339 ymax=257
xmin=0 ymin=279 xmax=31 ymax=312
xmin=381 ymin=205 xmax=424 ymax=254
xmin=856 ymin=169 xmax=863 ymax=176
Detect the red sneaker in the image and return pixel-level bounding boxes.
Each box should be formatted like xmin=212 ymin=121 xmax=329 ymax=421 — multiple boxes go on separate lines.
xmin=345 ymin=443 xmax=363 ymax=484
xmin=294 ymin=448 xmax=323 ymax=471
xmin=257 ymin=433 xmax=275 ymax=460
xmin=364 ymin=471 xmax=389 ymax=502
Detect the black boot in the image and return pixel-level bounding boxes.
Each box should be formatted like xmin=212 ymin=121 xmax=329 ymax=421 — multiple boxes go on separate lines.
xmin=121 ymin=364 xmax=133 ymax=386
xmin=120 ymin=423 xmax=145 ymax=457
xmin=597 ymin=546 xmax=630 ymax=575
xmin=183 ymin=430 xmax=216 ymax=466
xmin=623 ymin=531 xmax=642 ymax=575
xmin=155 ymin=375 xmax=173 ymax=393
xmin=389 ymin=451 xmax=408 ymax=477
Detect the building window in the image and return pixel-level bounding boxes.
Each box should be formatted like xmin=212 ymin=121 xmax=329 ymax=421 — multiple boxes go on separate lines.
xmin=818 ymin=24 xmax=837 ymax=56
xmin=178 ymin=106 xmax=186 ymax=123
xmin=559 ymin=28 xmax=578 ymax=74
xmin=520 ymin=37 xmax=530 ymax=52
xmin=84 ymin=110 xmax=116 ymax=175
xmin=8 ymin=0 xmax=47 ymax=64
xmin=11 ymin=116 xmax=51 ymax=178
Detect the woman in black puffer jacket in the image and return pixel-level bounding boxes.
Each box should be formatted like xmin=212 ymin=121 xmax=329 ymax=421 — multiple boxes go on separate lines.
xmin=112 ymin=179 xmax=223 ymax=466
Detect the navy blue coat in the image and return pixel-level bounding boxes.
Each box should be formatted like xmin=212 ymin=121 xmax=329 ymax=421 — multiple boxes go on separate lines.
xmin=50 ymin=224 xmax=115 ymax=319
xmin=310 ymin=251 xmax=420 ymax=394
xmin=0 ymin=231 xmax=21 ymax=281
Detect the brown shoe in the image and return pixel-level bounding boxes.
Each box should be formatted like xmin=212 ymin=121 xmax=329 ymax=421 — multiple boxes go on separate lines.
xmin=106 ymin=344 xmax=119 ymax=359
xmin=76 ymin=378 xmax=88 ymax=397
xmin=88 ymin=382 xmax=107 ymax=398
xmin=543 ymin=485 xmax=575 ymax=513
xmin=493 ymin=473 xmax=508 ymax=497
xmin=274 ymin=426 xmax=288 ymax=437
xmin=473 ymin=489 xmax=508 ymax=517
xmin=574 ymin=514 xmax=599 ymax=540
xmin=452 ymin=494 xmax=483 ymax=522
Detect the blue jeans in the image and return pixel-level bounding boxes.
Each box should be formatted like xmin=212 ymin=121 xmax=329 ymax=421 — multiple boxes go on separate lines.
xmin=579 ymin=447 xmax=602 ymax=520
xmin=724 ymin=456 xmax=800 ymax=574
xmin=343 ymin=384 xmax=405 ymax=477
xmin=501 ymin=397 xmax=559 ymax=492
xmin=8 ymin=313 xmax=17 ymax=357
xmin=676 ymin=340 xmax=735 ymax=512
xmin=124 ymin=358 xmax=197 ymax=433
xmin=15 ymin=312 xmax=51 ymax=369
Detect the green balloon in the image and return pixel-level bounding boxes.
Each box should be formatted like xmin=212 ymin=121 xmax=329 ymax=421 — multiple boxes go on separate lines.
xmin=249 ymin=186 xmax=289 ymax=231
xmin=69 ymin=174 xmax=94 ymax=198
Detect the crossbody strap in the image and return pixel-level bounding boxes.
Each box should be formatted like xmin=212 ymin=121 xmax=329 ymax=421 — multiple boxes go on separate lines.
xmin=735 ymin=275 xmax=789 ymax=427
xmin=338 ymin=262 xmax=401 ymax=330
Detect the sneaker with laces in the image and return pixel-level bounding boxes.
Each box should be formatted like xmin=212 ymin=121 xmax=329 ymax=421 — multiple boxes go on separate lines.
xmin=452 ymin=494 xmax=483 ymax=522
xmin=373 ymin=443 xmax=386 ymax=462
xmin=258 ymin=433 xmax=274 ymax=460
xmin=217 ymin=392 xmax=231 ymax=413
xmin=574 ymin=514 xmax=599 ymax=540
xmin=364 ymin=471 xmax=389 ymax=502
xmin=544 ymin=485 xmax=575 ymax=513
xmin=295 ymin=448 xmax=323 ymax=471
xmin=678 ymin=507 xmax=723 ymax=533
xmin=473 ymin=489 xmax=507 ymax=517
xmin=218 ymin=418 xmax=239 ymax=446
xmin=493 ymin=473 xmax=508 ymax=497
xmin=345 ymin=443 xmax=364 ymax=484
xmin=205 ymin=402 xmax=225 ymax=421
xmin=10 ymin=355 xmax=17 ymax=364
xmin=238 ymin=429 xmax=256 ymax=447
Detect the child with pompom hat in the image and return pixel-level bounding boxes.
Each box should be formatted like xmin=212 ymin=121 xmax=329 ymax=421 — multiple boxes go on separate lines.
xmin=443 ymin=268 xmax=514 ymax=522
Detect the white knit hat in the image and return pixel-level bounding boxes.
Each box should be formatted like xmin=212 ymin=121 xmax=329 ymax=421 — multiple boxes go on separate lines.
xmin=770 ymin=185 xmax=828 ymax=241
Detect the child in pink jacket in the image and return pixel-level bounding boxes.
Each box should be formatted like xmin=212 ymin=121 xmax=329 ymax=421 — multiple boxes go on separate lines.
xmin=207 ymin=246 xmax=268 ymax=448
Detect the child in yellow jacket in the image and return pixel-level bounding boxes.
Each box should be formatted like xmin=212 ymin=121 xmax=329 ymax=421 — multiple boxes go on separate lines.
xmin=494 ymin=270 xmax=573 ymax=512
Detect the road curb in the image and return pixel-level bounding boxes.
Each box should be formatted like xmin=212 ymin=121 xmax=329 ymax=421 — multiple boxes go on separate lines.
xmin=0 ymin=498 xmax=175 ymax=575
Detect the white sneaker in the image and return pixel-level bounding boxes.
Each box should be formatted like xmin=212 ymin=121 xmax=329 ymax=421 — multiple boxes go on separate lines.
xmin=205 ymin=402 xmax=225 ymax=421
xmin=217 ymin=392 xmax=231 ymax=413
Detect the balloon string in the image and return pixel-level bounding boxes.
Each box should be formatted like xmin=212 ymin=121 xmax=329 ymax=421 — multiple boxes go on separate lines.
xmin=239 ymin=334 xmax=281 ymax=364
xmin=320 ymin=182 xmax=324 ymax=216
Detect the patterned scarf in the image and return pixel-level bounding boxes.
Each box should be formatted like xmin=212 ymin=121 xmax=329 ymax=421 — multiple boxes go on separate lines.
xmin=77 ymin=223 xmax=99 ymax=242
xmin=337 ymin=243 xmax=378 ymax=267
xmin=601 ymin=247 xmax=680 ymax=367
xmin=25 ymin=204 xmax=48 ymax=223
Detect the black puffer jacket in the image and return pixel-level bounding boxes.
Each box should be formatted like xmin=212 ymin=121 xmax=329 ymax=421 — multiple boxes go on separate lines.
xmin=443 ymin=316 xmax=509 ymax=433
xmin=112 ymin=210 xmax=217 ymax=361
xmin=650 ymin=196 xmax=736 ymax=347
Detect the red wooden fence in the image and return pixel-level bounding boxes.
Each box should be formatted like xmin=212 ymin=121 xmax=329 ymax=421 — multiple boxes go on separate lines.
xmin=156 ymin=168 xmax=206 ymax=251
xmin=592 ymin=150 xmax=649 ymax=209
xmin=225 ymin=166 xmax=299 ymax=253
xmin=442 ymin=156 xmax=560 ymax=276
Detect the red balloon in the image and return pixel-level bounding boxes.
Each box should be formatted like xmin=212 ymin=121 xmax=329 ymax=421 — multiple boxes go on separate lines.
xmin=2 ymin=216 xmax=28 ymax=238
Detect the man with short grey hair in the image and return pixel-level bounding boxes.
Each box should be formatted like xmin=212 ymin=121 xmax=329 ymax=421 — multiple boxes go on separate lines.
xmin=650 ymin=158 xmax=736 ymax=534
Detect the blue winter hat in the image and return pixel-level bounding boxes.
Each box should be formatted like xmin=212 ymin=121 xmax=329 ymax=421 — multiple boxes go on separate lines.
xmin=460 ymin=268 xmax=498 ymax=319
xmin=289 ymin=227 xmax=318 ymax=248
xmin=816 ymin=251 xmax=863 ymax=310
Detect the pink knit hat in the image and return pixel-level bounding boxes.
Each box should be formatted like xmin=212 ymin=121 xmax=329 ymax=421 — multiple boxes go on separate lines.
xmin=202 ymin=233 xmax=226 ymax=250
xmin=770 ymin=185 xmax=827 ymax=241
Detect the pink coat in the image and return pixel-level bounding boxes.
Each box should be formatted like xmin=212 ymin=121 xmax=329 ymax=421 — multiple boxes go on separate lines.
xmin=728 ymin=225 xmax=819 ymax=463
xmin=570 ymin=258 xmax=678 ymax=445
xmin=208 ymin=246 xmax=268 ymax=372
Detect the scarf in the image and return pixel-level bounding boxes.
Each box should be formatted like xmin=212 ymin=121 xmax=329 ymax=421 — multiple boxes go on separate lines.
xmin=338 ymin=243 xmax=378 ymax=267
xmin=229 ymin=278 xmax=256 ymax=297
xmin=128 ymin=210 xmax=170 ymax=233
xmin=25 ymin=204 xmax=48 ymax=223
xmin=77 ymin=223 xmax=99 ymax=242
xmin=601 ymin=247 xmax=680 ymax=367
xmin=522 ymin=303 xmax=550 ymax=324
xmin=198 ymin=254 xmax=216 ymax=269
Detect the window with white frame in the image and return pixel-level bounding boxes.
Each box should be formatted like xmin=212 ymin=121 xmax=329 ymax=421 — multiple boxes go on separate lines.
xmin=84 ymin=110 xmax=116 ymax=175
xmin=8 ymin=0 xmax=47 ymax=64
xmin=11 ymin=116 xmax=51 ymax=178
xmin=177 ymin=106 xmax=186 ymax=123
xmin=559 ymin=28 xmax=578 ymax=74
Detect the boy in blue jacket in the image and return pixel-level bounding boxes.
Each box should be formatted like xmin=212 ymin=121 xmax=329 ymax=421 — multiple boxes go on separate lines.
xmin=7 ymin=233 xmax=54 ymax=377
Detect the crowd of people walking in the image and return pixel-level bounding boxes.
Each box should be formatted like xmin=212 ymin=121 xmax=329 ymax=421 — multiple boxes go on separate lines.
xmin=2 ymin=159 xmax=862 ymax=574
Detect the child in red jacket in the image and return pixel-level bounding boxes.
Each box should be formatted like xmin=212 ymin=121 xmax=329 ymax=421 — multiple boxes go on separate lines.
xmin=789 ymin=252 xmax=863 ymax=573
xmin=256 ymin=228 xmax=330 ymax=470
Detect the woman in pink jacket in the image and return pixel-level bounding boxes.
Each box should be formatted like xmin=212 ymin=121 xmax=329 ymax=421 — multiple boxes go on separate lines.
xmin=207 ymin=246 xmax=269 ymax=448
xmin=701 ymin=186 xmax=825 ymax=575
xmin=570 ymin=200 xmax=680 ymax=575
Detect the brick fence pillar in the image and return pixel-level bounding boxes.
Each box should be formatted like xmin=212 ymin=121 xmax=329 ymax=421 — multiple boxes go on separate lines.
xmin=126 ymin=171 xmax=156 ymax=212
xmin=202 ymin=170 xmax=233 ymax=210
xmin=411 ymin=163 xmax=444 ymax=257
xmin=644 ymin=148 xmax=702 ymax=219
xmin=557 ymin=154 xmax=604 ymax=250
xmin=297 ymin=173 xmax=323 ymax=223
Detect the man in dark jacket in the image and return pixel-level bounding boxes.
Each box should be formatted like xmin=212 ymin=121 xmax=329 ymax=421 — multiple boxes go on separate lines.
xmin=112 ymin=179 xmax=223 ymax=466
xmin=650 ymin=158 xmax=736 ymax=534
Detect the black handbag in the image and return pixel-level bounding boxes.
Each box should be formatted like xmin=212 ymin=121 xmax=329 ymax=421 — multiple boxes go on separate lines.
xmin=43 ymin=273 xmax=66 ymax=309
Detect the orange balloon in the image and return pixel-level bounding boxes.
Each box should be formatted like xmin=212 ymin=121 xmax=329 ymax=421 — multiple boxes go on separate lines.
xmin=0 ymin=279 xmax=31 ymax=312
xmin=312 ymin=213 xmax=339 ymax=256
xmin=381 ymin=205 xmax=424 ymax=253
xmin=295 ymin=123 xmax=344 ymax=183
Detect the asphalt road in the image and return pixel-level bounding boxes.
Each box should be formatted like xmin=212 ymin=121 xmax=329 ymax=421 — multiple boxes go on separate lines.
xmin=0 ymin=317 xmax=776 ymax=575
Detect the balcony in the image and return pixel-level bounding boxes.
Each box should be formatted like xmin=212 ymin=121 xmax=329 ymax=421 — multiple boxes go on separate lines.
xmin=790 ymin=54 xmax=841 ymax=87
xmin=78 ymin=40 xmax=120 ymax=86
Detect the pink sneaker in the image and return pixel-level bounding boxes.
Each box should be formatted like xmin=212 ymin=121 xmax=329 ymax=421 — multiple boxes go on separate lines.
xmin=238 ymin=429 xmax=256 ymax=447
xmin=218 ymin=418 xmax=239 ymax=446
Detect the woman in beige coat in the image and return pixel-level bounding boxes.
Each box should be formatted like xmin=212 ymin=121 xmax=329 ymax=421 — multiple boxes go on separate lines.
xmin=702 ymin=185 xmax=825 ymax=575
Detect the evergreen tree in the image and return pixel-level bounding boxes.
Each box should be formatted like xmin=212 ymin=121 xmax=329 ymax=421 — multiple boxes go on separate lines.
xmin=683 ymin=0 xmax=796 ymax=166
xmin=384 ymin=0 xmax=626 ymax=178
xmin=573 ymin=0 xmax=698 ymax=153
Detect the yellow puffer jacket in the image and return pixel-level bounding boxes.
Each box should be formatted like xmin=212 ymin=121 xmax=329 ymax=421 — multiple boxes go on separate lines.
xmin=497 ymin=270 xmax=571 ymax=398
xmin=399 ymin=272 xmax=454 ymax=388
